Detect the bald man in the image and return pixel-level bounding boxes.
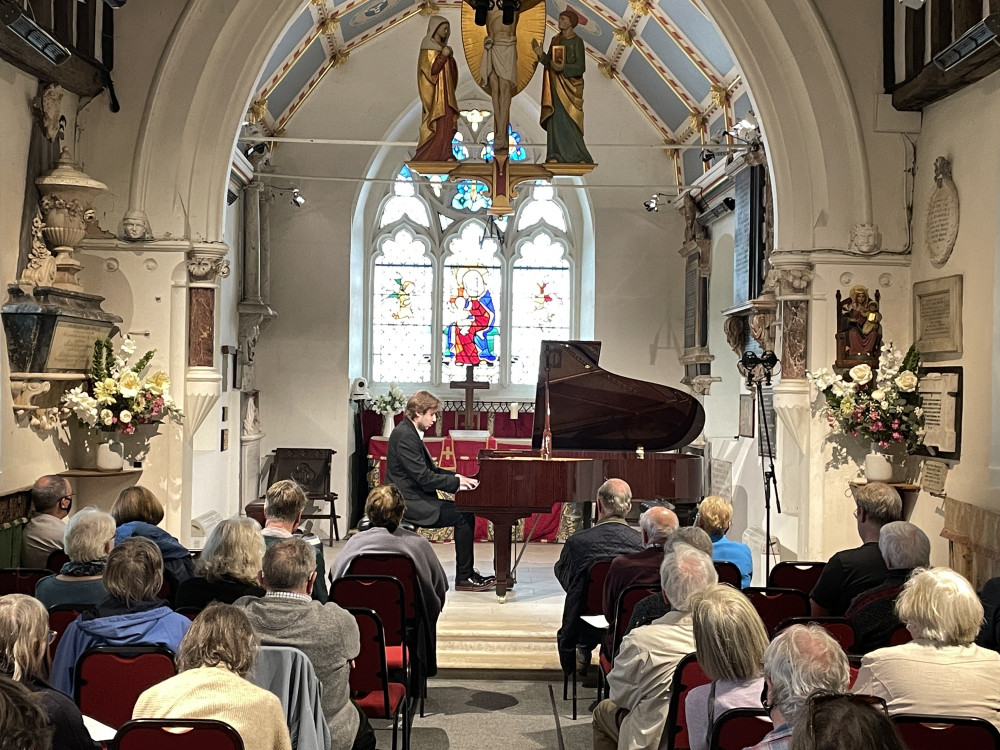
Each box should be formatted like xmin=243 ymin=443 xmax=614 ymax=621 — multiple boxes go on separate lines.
xmin=555 ymin=479 xmax=643 ymax=678
xmin=601 ymin=506 xmax=678 ymax=659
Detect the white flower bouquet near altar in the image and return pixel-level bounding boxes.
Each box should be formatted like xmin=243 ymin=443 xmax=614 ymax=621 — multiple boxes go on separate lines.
xmin=371 ymin=382 xmax=407 ymax=416
xmin=807 ymin=343 xmax=925 ymax=453
xmin=61 ymin=336 xmax=184 ymax=434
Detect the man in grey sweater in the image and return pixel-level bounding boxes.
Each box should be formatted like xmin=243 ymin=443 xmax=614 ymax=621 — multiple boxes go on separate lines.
xmin=237 ymin=538 xmax=376 ymax=750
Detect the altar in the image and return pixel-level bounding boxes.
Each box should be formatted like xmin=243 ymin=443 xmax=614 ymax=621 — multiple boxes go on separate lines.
xmin=366 ymin=431 xmax=575 ymax=542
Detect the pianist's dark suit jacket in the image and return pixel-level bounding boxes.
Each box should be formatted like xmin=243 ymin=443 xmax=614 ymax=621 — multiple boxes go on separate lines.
xmin=385 ymin=418 xmax=460 ymax=526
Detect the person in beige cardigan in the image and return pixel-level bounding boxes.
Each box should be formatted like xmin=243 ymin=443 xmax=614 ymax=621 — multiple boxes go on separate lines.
xmin=133 ymin=603 xmax=292 ymax=750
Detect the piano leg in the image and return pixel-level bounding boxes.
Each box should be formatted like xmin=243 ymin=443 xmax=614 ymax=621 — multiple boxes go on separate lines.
xmin=491 ymin=514 xmax=517 ymax=603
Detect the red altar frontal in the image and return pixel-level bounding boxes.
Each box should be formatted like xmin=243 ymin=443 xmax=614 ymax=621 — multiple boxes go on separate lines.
xmin=367 ymin=434 xmax=570 ymax=542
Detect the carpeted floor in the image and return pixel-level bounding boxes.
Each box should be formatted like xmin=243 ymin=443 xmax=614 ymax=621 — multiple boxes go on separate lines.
xmin=377 ymin=672 xmax=596 ymax=749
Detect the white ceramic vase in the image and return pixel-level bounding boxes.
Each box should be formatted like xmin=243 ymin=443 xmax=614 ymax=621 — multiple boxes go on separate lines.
xmin=382 ymin=413 xmax=396 ymax=438
xmin=96 ymin=437 xmax=124 ymax=472
xmin=864 ymin=449 xmax=894 ymax=482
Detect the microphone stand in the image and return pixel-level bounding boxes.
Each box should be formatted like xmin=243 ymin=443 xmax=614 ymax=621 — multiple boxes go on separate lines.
xmin=740 ymin=350 xmax=781 ymax=578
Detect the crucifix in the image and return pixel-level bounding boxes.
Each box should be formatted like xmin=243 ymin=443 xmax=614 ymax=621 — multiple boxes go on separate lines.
xmin=450 ymin=365 xmax=490 ymax=428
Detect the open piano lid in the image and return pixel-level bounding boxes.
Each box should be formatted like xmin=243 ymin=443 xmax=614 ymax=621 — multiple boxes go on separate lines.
xmin=531 ymin=341 xmax=705 ymax=452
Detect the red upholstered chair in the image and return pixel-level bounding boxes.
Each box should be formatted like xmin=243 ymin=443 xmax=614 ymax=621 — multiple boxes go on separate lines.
xmin=347 ymin=607 xmax=409 ymax=750
xmin=331 ymin=576 xmax=409 ymax=682
xmin=564 ymin=557 xmax=614 ymax=720
xmin=114 ymin=719 xmax=244 ymax=749
xmin=713 ymin=561 xmax=743 ymax=589
xmin=774 ymin=616 xmax=857 ymax=653
xmin=598 ymin=583 xmax=659 ymax=699
xmin=889 ymin=623 xmax=913 ymax=646
xmin=892 ymin=714 xmax=1000 ymax=749
xmin=743 ymin=587 xmax=810 ymax=637
xmin=46 ymin=549 xmax=70 ymax=574
xmin=662 ymin=652 xmax=711 ymax=750
xmin=0 ymin=568 xmax=52 ymax=596
xmin=710 ymin=708 xmax=773 ymax=750
xmin=342 ymin=554 xmax=426 ymax=716
xmin=74 ymin=645 xmax=177 ymax=729
xmin=767 ymin=561 xmax=826 ymax=595
xmin=47 ymin=605 xmax=82 ymax=658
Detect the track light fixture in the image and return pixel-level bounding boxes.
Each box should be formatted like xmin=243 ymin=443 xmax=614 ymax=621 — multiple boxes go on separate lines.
xmin=290 ymin=189 xmax=305 ymax=207
xmin=0 ymin=0 xmax=70 ymax=65
xmin=644 ymin=192 xmax=669 ymax=213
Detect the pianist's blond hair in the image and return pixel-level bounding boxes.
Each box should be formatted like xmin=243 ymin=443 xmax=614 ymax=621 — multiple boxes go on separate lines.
xmin=406 ymin=390 xmax=443 ymax=419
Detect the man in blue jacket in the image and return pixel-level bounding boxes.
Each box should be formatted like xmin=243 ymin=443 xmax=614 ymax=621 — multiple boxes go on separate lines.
xmin=50 ymin=537 xmax=190 ymax=696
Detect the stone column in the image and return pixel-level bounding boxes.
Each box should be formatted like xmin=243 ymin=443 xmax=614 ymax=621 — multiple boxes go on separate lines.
xmin=185 ymin=243 xmax=230 ymax=435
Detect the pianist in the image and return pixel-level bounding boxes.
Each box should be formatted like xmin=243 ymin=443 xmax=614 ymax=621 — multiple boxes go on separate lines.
xmin=385 ymin=390 xmax=497 ymax=592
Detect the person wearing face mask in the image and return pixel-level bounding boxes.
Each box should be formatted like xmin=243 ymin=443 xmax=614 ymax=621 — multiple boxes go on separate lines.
xmin=21 ymin=475 xmax=74 ymax=569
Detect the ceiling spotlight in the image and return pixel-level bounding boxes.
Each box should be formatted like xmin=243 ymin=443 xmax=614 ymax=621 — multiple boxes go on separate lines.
xmin=700 ymin=149 xmax=716 ymax=164
xmin=290 ymin=189 xmax=305 ymax=207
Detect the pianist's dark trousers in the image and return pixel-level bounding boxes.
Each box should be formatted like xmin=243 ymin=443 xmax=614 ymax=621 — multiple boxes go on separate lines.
xmin=416 ymin=503 xmax=476 ymax=581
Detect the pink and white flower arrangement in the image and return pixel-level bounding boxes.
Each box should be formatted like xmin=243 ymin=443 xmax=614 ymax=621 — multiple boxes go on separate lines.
xmin=807 ymin=343 xmax=925 ymax=453
xmin=62 ymin=337 xmax=183 ymax=434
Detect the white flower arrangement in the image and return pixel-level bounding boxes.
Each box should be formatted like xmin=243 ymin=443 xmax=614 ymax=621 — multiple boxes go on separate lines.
xmin=61 ymin=336 xmax=183 ymax=434
xmin=371 ymin=382 xmax=407 ymax=416
xmin=807 ymin=343 xmax=926 ymax=453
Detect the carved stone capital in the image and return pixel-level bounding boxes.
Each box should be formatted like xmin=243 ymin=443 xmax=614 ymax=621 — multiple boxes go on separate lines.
xmin=187 ymin=256 xmax=230 ymax=283
xmin=11 ymin=379 xmax=50 ymax=408
xmin=771 ymin=266 xmax=815 ymax=297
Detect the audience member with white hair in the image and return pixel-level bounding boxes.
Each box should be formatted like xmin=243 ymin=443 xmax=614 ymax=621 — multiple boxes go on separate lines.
xmin=600 ymin=506 xmax=678 ymax=659
xmin=852 ymin=567 xmax=1000 ymax=729
xmin=845 ymin=521 xmax=930 ymax=653
xmin=746 ymin=624 xmax=850 ymax=750
xmin=685 ymin=584 xmax=769 ymax=750
xmin=810 ymin=482 xmax=902 ymax=616
xmin=592 ymin=543 xmax=718 ymax=750
xmin=696 ymin=495 xmax=753 ymax=588
xmin=34 ymin=508 xmax=116 ymax=610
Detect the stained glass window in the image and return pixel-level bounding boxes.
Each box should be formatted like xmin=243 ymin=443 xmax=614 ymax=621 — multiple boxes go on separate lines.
xmin=367 ymin=111 xmax=581 ymax=394
xmin=372 ymin=228 xmax=433 ymax=383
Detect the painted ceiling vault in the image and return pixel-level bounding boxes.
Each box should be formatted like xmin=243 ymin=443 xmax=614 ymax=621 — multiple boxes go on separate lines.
xmin=251 ymin=0 xmax=752 ymax=182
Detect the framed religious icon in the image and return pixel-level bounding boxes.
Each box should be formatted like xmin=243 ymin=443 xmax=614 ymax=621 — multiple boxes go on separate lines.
xmin=835 ymin=285 xmax=881 ymax=369
xmin=738 ymin=393 xmax=755 ymax=438
xmin=913 ymin=275 xmax=962 ymax=360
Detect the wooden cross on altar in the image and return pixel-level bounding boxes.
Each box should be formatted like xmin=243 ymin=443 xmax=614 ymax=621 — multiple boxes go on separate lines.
xmin=451 ymin=365 xmax=490 ymax=428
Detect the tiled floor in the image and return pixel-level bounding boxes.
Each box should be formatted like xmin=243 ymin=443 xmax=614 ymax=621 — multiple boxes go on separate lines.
xmin=324 ymin=539 xmax=567 ymax=670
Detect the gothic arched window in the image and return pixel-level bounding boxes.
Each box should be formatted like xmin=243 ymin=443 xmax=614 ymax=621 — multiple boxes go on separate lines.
xmin=368 ymin=113 xmax=580 ymax=395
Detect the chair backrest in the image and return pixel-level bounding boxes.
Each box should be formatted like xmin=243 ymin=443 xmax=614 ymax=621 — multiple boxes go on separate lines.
xmin=662 ymin=652 xmax=711 ymax=750
xmin=713 ymin=561 xmax=743 ymax=589
xmin=774 ymin=616 xmax=857 ymax=653
xmin=346 ymin=607 xmax=393 ymax=716
xmin=267 ymin=448 xmax=333 ymax=497
xmin=611 ymin=584 xmax=660 ymax=657
xmin=174 ymin=606 xmax=202 ymax=621
xmin=75 ymin=645 xmax=177 ymax=729
xmin=892 ymin=714 xmax=1000 ymax=750
xmin=0 ymin=567 xmax=53 ymax=596
xmin=710 ymin=708 xmax=773 ymax=750
xmin=767 ymin=561 xmax=826 ymax=595
xmin=331 ymin=575 xmax=407 ymax=651
xmin=583 ymin=558 xmax=615 ymax=617
xmin=345 ymin=554 xmax=419 ymax=623
xmin=47 ymin=604 xmax=82 ymax=657
xmin=114 ymin=719 xmax=244 ymax=750
xmin=889 ymin=623 xmax=913 ymax=646
xmin=743 ymin=587 xmax=811 ymax=637
xmin=46 ymin=549 xmax=70 ymax=574
xmin=252 ymin=645 xmax=331 ymax=750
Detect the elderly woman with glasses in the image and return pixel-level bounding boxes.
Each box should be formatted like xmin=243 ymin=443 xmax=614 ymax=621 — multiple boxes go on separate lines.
xmin=0 ymin=594 xmax=98 ymax=749
xmin=133 ymin=603 xmax=291 ymax=750
xmin=35 ymin=508 xmax=117 ymax=610
xmin=852 ymin=566 xmax=1000 ymax=729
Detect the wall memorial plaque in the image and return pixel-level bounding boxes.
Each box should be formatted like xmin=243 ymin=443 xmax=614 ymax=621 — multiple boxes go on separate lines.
xmin=916 ymin=366 xmax=962 ymax=460
xmin=44 ymin=320 xmax=107 ymax=371
xmin=925 ymin=156 xmax=959 ymax=268
xmin=913 ymin=275 xmax=962 ymax=359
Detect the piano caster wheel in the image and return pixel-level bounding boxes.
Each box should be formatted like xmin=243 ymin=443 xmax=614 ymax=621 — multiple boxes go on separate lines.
xmin=497 ymin=594 xmax=506 ymax=604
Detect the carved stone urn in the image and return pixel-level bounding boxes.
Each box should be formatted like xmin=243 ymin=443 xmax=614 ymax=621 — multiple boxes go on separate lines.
xmin=34 ymin=149 xmax=108 ymax=291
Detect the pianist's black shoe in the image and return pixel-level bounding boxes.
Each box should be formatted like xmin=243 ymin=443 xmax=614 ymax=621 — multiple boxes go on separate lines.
xmin=455 ymin=571 xmax=496 ymax=591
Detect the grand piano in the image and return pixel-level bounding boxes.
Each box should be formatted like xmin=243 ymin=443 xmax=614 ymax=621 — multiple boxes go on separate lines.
xmin=456 ymin=340 xmax=706 ymax=600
